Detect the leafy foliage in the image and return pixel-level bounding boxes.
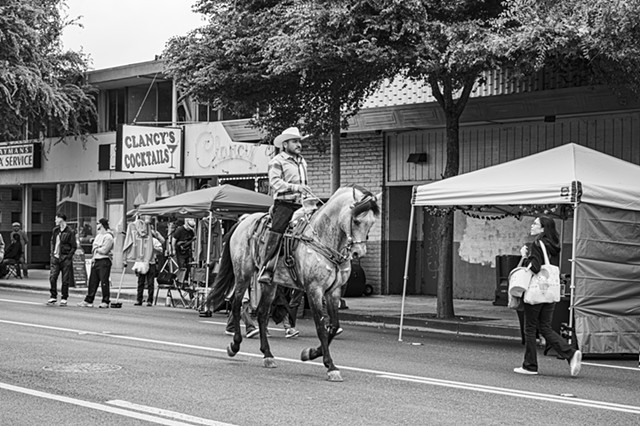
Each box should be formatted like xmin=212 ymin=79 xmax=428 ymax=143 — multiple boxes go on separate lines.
xmin=164 ymin=0 xmax=424 ymax=146
xmin=497 ymin=0 xmax=640 ymax=92
xmin=0 ymin=0 xmax=96 ymax=142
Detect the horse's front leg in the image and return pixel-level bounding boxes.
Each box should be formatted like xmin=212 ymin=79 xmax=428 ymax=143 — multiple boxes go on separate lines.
xmin=256 ymin=283 xmax=278 ymax=368
xmin=301 ymin=288 xmax=342 ymax=382
xmin=324 ymin=287 xmax=342 ymax=342
xmin=226 ymin=292 xmax=243 ymax=357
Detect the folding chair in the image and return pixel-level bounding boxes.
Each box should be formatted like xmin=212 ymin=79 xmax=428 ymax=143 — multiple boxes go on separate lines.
xmin=154 ymin=256 xmax=188 ymax=307
xmin=2 ymin=260 xmax=21 ymax=279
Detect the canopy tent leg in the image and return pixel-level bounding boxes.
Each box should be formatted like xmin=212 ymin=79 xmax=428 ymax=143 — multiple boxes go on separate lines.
xmin=398 ymin=202 xmax=416 ymax=342
xmin=568 ymin=203 xmax=579 ymax=340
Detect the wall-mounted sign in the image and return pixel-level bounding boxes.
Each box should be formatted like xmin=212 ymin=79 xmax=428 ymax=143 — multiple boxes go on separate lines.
xmin=0 ymin=142 xmax=41 ymax=170
xmin=184 ymin=122 xmax=275 ymax=176
xmin=115 ymin=124 xmax=183 ymax=174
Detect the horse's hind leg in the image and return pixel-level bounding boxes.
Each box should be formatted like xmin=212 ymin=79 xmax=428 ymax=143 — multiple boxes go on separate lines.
xmin=256 ymin=283 xmax=278 ymax=368
xmin=226 ymin=291 xmax=243 ymax=357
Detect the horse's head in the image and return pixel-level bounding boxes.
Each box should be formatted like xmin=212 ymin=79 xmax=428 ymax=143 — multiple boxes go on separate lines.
xmin=338 ymin=186 xmax=381 ymax=260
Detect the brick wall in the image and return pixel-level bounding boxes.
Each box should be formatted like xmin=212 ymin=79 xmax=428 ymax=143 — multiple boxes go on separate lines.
xmin=304 ymin=131 xmax=385 ymax=294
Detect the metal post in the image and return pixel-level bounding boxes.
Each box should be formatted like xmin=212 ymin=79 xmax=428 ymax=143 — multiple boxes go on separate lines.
xmin=569 ymin=203 xmax=579 ymax=333
xmin=399 ymin=198 xmax=416 ymax=342
xmin=171 ymin=79 xmax=178 ymax=126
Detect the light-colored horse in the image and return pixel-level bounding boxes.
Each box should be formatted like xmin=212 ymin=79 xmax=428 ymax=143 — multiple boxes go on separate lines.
xmin=207 ymin=186 xmax=380 ymax=381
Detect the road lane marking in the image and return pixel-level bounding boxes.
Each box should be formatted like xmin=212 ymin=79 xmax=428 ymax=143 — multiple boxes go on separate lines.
xmin=377 ymin=374 xmax=640 ymax=415
xmin=0 ymin=382 xmax=228 ymax=425
xmin=2 ymin=318 xmax=639 ymax=415
xmin=107 ymin=400 xmax=234 ymax=426
xmin=582 ymin=362 xmax=640 ymax=371
xmin=0 ymin=298 xmax=43 ymax=305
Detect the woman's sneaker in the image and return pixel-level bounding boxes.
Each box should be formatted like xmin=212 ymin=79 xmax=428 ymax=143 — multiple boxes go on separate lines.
xmin=570 ymin=350 xmax=582 ymax=377
xmin=285 ymin=328 xmax=300 ymax=338
xmin=514 ymin=367 xmax=538 ymax=375
xmin=77 ymin=301 xmax=93 ymax=308
xmin=59 ymin=299 xmax=68 ymax=307
xmin=46 ymin=298 xmax=57 ymax=306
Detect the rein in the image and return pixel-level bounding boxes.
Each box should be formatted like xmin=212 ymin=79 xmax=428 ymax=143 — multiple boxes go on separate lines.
xmin=282 ymin=188 xmax=374 ymax=283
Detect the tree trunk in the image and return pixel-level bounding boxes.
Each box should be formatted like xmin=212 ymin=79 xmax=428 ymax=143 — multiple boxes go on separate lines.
xmin=436 ymin=116 xmax=459 ymax=319
xmin=330 ymin=101 xmax=341 ymax=194
xmin=330 ymin=127 xmax=341 ymax=194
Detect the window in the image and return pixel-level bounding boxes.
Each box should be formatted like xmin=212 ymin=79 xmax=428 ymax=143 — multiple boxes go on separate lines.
xmin=31 ymin=211 xmax=42 ymax=224
xmin=32 ymin=189 xmax=42 ymax=201
xmin=11 ymin=188 xmax=21 ymax=201
xmin=11 ymin=212 xmax=21 ymax=223
xmin=106 ymin=182 xmax=124 ymax=200
xmin=31 ymin=234 xmax=42 ymax=247
xmin=107 ymin=88 xmax=126 ymax=131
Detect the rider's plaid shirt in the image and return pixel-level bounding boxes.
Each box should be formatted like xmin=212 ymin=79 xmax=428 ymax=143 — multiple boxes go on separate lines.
xmin=268 ymin=151 xmax=308 ymax=204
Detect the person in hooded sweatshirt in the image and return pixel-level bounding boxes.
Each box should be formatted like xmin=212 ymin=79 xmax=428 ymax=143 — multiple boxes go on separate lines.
xmin=514 ymin=215 xmax=582 ymax=377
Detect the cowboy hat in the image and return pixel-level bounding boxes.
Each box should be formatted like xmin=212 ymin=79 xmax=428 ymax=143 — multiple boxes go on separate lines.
xmin=273 ymin=127 xmax=310 ymax=149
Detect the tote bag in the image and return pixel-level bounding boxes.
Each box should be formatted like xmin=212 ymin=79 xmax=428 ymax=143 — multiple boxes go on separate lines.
xmin=524 ymin=241 xmax=561 ymax=304
xmin=508 ymin=256 xmax=533 ymax=297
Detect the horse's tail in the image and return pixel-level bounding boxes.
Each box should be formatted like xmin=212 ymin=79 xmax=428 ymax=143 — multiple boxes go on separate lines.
xmin=206 ymin=221 xmax=240 ymax=312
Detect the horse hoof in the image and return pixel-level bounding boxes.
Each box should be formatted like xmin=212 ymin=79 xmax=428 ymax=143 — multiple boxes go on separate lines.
xmin=300 ymin=348 xmax=311 ymax=362
xmin=327 ymin=370 xmax=343 ymax=382
xmin=263 ymin=357 xmax=277 ymax=368
xmin=227 ymin=343 xmax=237 ymax=357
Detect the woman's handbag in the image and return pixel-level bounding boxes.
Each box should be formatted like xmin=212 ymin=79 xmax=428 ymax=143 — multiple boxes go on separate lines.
xmin=508 ymin=256 xmax=533 ymax=298
xmin=523 ymin=241 xmax=561 ymax=304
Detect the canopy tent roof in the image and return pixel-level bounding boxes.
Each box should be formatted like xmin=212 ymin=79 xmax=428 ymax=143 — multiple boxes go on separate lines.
xmin=413 ymin=143 xmax=640 ymax=212
xmin=137 ymin=184 xmax=273 ymax=219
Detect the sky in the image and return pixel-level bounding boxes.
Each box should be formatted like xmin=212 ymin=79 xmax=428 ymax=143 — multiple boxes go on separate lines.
xmin=60 ymin=0 xmax=205 ymax=70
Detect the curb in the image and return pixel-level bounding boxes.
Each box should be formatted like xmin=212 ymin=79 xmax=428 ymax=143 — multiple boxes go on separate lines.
xmin=339 ymin=311 xmax=520 ymax=341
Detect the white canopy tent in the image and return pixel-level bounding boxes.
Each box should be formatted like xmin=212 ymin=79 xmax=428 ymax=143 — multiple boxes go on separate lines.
xmin=401 ymin=143 xmax=640 ymax=354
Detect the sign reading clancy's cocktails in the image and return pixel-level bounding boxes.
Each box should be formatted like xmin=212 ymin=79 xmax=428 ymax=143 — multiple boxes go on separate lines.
xmin=115 ymin=124 xmax=183 ymax=174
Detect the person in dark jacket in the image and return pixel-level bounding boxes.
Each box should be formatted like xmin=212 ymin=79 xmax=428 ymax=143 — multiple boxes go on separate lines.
xmin=47 ymin=212 xmax=77 ymax=306
xmin=514 ymin=215 xmax=582 ymax=377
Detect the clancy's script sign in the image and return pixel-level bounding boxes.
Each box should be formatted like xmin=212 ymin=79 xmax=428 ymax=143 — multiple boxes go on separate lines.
xmin=116 ymin=124 xmax=183 ymax=174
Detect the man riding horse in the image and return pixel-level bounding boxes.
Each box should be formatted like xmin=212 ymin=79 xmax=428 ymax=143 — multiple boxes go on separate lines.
xmin=258 ymin=127 xmax=312 ymax=286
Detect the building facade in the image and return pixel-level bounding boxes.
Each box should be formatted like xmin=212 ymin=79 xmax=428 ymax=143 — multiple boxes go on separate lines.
xmin=2 ymin=59 xmax=638 ymax=301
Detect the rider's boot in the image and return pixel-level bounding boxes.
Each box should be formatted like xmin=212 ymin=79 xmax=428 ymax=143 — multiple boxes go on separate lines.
xmin=258 ymin=230 xmax=283 ymax=285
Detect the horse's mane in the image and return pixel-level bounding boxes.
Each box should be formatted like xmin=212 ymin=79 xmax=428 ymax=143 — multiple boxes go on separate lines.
xmin=339 ymin=185 xmax=380 ymax=217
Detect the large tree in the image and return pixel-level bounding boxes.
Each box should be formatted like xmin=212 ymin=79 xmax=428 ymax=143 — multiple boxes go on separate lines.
xmin=164 ymin=0 xmax=423 ymax=192
xmin=0 ymin=0 xmax=96 ymax=143
xmin=402 ymin=0 xmax=507 ymax=318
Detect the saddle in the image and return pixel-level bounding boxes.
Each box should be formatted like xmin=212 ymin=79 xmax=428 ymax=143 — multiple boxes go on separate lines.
xmin=250 ymin=204 xmax=318 ymax=289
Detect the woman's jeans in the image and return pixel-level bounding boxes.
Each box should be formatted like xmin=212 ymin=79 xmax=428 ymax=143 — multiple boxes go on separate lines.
xmin=523 ymin=302 xmax=576 ymax=371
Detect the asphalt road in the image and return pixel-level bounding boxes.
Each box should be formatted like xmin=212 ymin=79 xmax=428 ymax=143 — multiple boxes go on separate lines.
xmin=1 ymin=289 xmax=639 ymax=425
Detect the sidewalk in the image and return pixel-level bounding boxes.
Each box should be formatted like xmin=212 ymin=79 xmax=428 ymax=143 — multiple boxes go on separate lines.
xmin=0 ymin=269 xmax=521 ymax=341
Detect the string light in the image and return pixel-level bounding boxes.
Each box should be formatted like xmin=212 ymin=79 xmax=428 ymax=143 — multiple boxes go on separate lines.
xmin=421 ymin=204 xmax=574 ymax=220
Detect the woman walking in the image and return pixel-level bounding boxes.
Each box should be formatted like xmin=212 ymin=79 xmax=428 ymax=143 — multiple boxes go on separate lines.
xmin=514 ymin=215 xmax=582 ymax=377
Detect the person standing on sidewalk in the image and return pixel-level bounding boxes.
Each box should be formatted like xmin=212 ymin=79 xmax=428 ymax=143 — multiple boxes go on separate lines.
xmin=514 ymin=215 xmax=582 ymax=377
xmin=47 ymin=212 xmax=77 ymax=306
xmin=78 ymin=218 xmax=114 ymax=308
xmin=11 ymin=222 xmax=28 ymax=278
xmin=134 ymin=218 xmax=165 ymax=306
xmin=258 ymin=127 xmax=312 ymax=338
xmin=170 ymin=218 xmax=196 ymax=282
